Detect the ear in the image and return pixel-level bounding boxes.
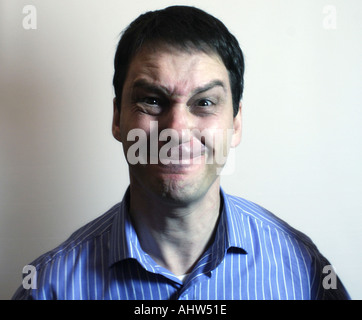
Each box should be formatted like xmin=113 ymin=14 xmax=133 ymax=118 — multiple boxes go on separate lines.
xmin=230 ymin=102 xmax=242 ymax=148
xmin=112 ymin=98 xmax=122 ymax=143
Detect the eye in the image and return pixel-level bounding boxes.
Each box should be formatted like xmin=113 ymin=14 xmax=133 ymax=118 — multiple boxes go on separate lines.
xmin=141 ymin=97 xmax=161 ymax=106
xmin=196 ymin=99 xmax=214 ymax=107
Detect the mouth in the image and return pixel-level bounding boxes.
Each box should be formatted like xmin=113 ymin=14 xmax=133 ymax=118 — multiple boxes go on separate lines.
xmin=157 ymin=138 xmax=207 ymax=165
xmin=159 ymin=140 xmax=206 ymax=165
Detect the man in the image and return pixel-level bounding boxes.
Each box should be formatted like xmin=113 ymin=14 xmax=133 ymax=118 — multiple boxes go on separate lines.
xmin=13 ymin=5 xmax=349 ymax=300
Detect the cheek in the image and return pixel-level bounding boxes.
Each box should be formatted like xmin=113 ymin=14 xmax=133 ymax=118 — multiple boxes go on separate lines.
xmin=119 ymin=116 xmax=154 ymax=163
xmin=199 ymin=117 xmax=234 ymax=162
xmin=120 ymin=113 xmax=152 ymax=140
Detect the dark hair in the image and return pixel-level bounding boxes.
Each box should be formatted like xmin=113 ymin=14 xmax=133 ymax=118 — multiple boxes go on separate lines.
xmin=113 ymin=5 xmax=244 ymax=117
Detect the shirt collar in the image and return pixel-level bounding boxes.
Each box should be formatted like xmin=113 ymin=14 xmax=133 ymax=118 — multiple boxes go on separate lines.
xmin=205 ymin=188 xmax=248 ymax=271
xmin=108 ymin=187 xmax=249 ymax=268
xmin=219 ymin=187 xmax=249 ymax=253
xmin=109 ymin=188 xmax=154 ymax=269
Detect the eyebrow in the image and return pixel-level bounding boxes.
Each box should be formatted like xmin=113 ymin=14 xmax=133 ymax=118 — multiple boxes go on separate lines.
xmin=131 ymin=79 xmax=226 ymax=97
xmin=192 ymin=80 xmax=227 ymax=96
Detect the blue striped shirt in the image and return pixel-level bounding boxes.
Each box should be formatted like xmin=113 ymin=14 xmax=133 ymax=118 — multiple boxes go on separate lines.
xmin=12 ymin=188 xmax=350 ymax=300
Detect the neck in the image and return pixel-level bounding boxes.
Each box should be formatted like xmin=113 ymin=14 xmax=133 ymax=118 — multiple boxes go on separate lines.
xmin=128 ymin=179 xmax=221 ymax=276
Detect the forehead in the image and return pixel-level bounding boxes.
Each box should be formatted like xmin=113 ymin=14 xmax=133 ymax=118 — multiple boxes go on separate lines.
xmin=124 ymin=46 xmax=230 ymax=97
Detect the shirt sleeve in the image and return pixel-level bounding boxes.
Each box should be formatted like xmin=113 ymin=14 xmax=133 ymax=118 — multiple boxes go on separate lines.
xmin=11 ymin=259 xmax=54 ymax=300
xmin=310 ymin=251 xmax=351 ymax=300
xmin=11 ymin=285 xmax=34 ymax=300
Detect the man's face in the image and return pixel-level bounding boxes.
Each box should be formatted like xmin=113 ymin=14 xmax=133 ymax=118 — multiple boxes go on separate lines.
xmin=113 ymin=45 xmax=241 ymax=204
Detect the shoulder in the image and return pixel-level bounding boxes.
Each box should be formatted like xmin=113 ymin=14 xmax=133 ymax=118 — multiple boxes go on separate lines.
xmin=223 ymin=192 xmax=319 ymax=253
xmin=12 ymin=202 xmax=123 ymax=299
xmin=29 ymin=202 xmax=122 ymax=270
xmin=223 ymin=192 xmax=351 ymax=300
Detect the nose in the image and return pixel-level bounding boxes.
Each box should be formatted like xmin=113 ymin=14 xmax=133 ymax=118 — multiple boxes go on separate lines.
xmin=159 ymin=104 xmax=193 ymax=138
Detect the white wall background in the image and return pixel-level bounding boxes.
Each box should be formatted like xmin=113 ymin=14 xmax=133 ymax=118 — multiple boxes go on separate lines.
xmin=0 ymin=0 xmax=361 ymax=299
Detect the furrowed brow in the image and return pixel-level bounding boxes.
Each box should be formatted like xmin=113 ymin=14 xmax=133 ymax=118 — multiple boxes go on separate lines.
xmin=191 ymin=80 xmax=226 ymax=96
xmin=131 ymin=79 xmax=226 ymax=97
xmin=131 ymin=79 xmax=170 ymax=96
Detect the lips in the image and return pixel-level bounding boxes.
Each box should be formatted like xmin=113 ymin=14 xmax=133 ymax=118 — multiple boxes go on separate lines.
xmin=158 ymin=137 xmax=206 ymax=164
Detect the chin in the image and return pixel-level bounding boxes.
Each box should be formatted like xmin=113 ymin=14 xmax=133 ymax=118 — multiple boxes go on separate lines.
xmin=153 ymin=174 xmax=219 ymax=206
xmin=157 ymin=181 xmax=198 ymax=204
